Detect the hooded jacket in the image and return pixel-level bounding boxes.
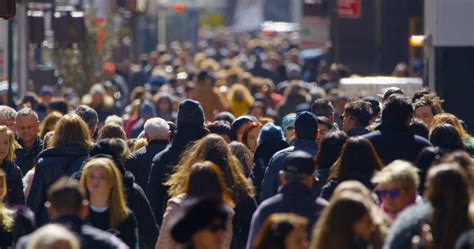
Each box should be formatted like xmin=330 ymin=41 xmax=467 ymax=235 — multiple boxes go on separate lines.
xmin=26 ymin=146 xmax=89 ymax=226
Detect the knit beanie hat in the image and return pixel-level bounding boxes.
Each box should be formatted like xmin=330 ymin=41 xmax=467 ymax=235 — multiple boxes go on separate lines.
xmin=176 ymin=99 xmax=205 ymax=127
xmin=295 ymin=111 xmax=318 ymax=140
xmin=258 ymin=122 xmax=285 ymax=145
xmin=140 ymin=99 xmax=156 ymax=117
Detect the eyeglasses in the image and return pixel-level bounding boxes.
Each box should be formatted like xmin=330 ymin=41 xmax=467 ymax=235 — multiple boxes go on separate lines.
xmin=375 ymin=188 xmax=406 ymax=198
xmin=206 ymin=223 xmax=226 ymax=232
xmin=286 ymin=126 xmax=295 ymax=131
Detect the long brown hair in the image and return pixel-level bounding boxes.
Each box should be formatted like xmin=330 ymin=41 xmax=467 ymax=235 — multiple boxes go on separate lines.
xmin=329 ymin=137 xmax=384 ymax=180
xmin=426 ymin=163 xmax=471 ymax=249
xmin=310 ymin=193 xmax=372 ymax=249
xmin=253 ymin=213 xmax=308 ymax=249
xmin=39 ymin=111 xmax=62 ymax=139
xmin=50 ymin=114 xmax=93 ymax=150
xmin=166 ymin=134 xmax=255 ymax=202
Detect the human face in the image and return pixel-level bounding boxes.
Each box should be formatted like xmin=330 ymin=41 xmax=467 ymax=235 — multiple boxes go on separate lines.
xmin=0 ymin=119 xmax=16 ymax=133
xmin=236 ymin=123 xmax=250 ymax=142
xmin=285 ymin=122 xmax=295 ymax=142
xmin=159 ymin=100 xmax=171 ymax=112
xmin=86 ymin=166 xmax=112 ymax=199
xmin=192 ymin=219 xmax=226 ymax=249
xmin=352 ymin=212 xmax=373 ymax=241
xmin=341 ymin=113 xmax=354 ymax=132
xmin=376 ymin=183 xmax=415 ymax=214
xmin=0 ymin=132 xmax=10 ymax=163
xmin=246 ymin=127 xmax=260 ymax=152
xmin=16 ymin=115 xmax=39 ymax=146
xmin=415 ymin=105 xmax=434 ymax=126
xmin=284 ymin=227 xmax=308 ymax=249
xmin=316 ymin=123 xmax=330 ymax=147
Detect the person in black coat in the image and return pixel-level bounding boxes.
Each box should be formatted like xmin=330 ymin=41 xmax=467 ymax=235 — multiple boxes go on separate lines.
xmin=75 ymin=139 xmax=159 ymax=249
xmin=320 ymin=137 xmax=384 ymax=201
xmin=14 ymin=108 xmax=44 ymax=175
xmin=125 ymin=117 xmax=170 ymax=189
xmin=26 ymin=114 xmax=92 ymax=226
xmin=16 ymin=177 xmax=128 ymax=249
xmin=249 ymin=122 xmax=289 ymax=200
xmin=0 ymin=126 xmax=25 ymax=206
xmin=147 ymin=99 xmax=208 ymax=226
xmin=363 ymin=94 xmax=431 ymax=164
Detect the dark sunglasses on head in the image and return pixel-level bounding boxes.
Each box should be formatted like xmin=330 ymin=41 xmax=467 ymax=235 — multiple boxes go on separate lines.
xmin=206 ymin=223 xmax=226 ymax=232
xmin=376 ymin=188 xmax=405 ymax=198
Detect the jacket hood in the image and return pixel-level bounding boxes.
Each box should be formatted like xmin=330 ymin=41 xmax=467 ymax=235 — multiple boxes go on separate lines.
xmin=37 ymin=146 xmax=89 ymax=159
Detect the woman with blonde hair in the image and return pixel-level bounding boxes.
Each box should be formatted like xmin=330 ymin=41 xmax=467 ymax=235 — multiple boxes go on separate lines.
xmin=166 ymin=134 xmax=256 ymax=248
xmin=80 ymin=157 xmax=138 ymax=249
xmin=39 ymin=111 xmax=62 ymax=139
xmin=27 ymin=114 xmax=92 ymax=226
xmin=228 ymin=83 xmax=255 ymax=117
xmin=0 ymin=126 xmax=24 ymax=206
xmin=156 ymin=161 xmax=234 ymax=249
xmin=430 ymin=113 xmax=474 ymax=154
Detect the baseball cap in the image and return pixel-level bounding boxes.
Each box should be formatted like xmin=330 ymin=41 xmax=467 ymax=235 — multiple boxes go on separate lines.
xmin=281 ymin=150 xmax=315 ymax=176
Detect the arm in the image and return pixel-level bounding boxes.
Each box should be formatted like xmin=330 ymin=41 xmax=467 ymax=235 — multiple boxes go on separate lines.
xmin=155 ymin=200 xmax=179 ymax=249
xmin=259 ymin=155 xmax=281 ymax=202
xmin=132 ymin=183 xmax=159 ymax=249
xmin=7 ymin=163 xmax=25 ymax=205
xmin=26 ymin=164 xmax=45 ymax=220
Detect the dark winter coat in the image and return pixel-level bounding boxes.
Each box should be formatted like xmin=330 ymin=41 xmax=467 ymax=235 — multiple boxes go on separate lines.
xmin=320 ymin=170 xmax=376 ymax=201
xmin=27 ymin=146 xmax=89 ymax=225
xmin=260 ymin=138 xmax=318 ymax=201
xmin=125 ymin=139 xmax=169 ymax=189
xmin=363 ymin=122 xmax=431 ymax=164
xmin=1 ymin=160 xmax=25 ymax=206
xmin=0 ymin=206 xmax=35 ymax=249
xmin=147 ymin=126 xmax=208 ymax=225
xmin=246 ymin=183 xmax=328 ymax=249
xmin=15 ymin=137 xmax=43 ymax=175
xmin=250 ymin=139 xmax=289 ymax=201
xmin=232 ymin=197 xmax=258 ymax=249
xmin=16 ymin=215 xmax=128 ymax=249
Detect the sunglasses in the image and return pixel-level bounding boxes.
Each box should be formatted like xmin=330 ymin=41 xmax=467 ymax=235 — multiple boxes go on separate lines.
xmin=375 ymin=188 xmax=405 ymax=198
xmin=206 ymin=223 xmax=226 ymax=232
xmin=286 ymin=126 xmax=295 ymax=131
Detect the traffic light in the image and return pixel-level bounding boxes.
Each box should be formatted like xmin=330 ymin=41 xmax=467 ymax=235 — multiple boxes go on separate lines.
xmin=0 ymin=0 xmax=16 ymax=19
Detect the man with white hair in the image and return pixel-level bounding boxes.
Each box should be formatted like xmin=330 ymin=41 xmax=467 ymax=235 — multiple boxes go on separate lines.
xmin=125 ymin=117 xmax=170 ymax=189
xmin=15 ymin=108 xmax=43 ymax=174
xmin=0 ymin=105 xmax=17 ymax=132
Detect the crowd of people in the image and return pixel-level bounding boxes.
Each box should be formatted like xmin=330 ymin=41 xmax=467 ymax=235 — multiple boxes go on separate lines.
xmin=0 ymin=31 xmax=474 ymax=249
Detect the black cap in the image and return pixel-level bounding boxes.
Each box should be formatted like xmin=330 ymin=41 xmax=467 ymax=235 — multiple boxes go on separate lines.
xmin=281 ymin=150 xmax=315 ymax=176
xmin=176 ymin=99 xmax=205 ymax=127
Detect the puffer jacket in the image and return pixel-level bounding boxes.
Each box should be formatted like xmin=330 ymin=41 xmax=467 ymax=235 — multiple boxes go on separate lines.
xmin=26 ymin=146 xmax=89 ymax=225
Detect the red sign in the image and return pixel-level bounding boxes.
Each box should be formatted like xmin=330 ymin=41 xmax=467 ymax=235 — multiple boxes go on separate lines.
xmin=337 ymin=0 xmax=361 ymax=19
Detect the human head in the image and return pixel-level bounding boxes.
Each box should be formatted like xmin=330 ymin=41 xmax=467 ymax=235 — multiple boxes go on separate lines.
xmin=231 ymin=115 xmax=257 ymax=142
xmin=47 ymin=99 xmax=68 ymax=115
xmin=139 ymin=99 xmax=156 ymax=120
xmin=429 ymin=123 xmax=465 ymax=153
xmin=253 ymin=213 xmax=308 ymax=249
xmin=46 ymin=177 xmax=88 ymax=219
xmin=90 ymin=138 xmax=130 ymax=166
xmin=229 ymin=142 xmax=253 ymax=177
xmin=409 ymin=119 xmax=429 ymax=139
xmin=362 ymin=96 xmax=381 ymax=122
xmin=104 ymin=115 xmax=124 ymax=128
xmin=176 ymin=99 xmax=205 ymax=128
xmin=279 ymin=151 xmax=316 ymax=188
xmin=342 ymin=99 xmax=372 ymax=132
xmin=0 ymin=125 xmax=16 ymax=163
xmin=184 ymin=161 xmax=233 ymax=206
xmin=213 ymin=112 xmax=235 ymax=125
xmin=15 ymin=108 xmax=40 ymax=145
xmin=144 ymin=117 xmax=170 ymax=141
xmin=311 ymin=99 xmax=334 ymax=122
xmin=80 ymin=157 xmax=127 ymax=229
xmin=74 ymin=105 xmax=99 ymax=138
xmin=430 ymin=113 xmax=470 ymax=140
xmin=381 ymin=94 xmax=413 ymax=127
xmin=0 ymin=105 xmax=17 ymax=132
xmin=196 ymin=70 xmax=215 ymax=86
xmin=315 ymin=131 xmax=348 ymax=170
xmin=281 ymin=113 xmax=296 ymax=143
xmin=424 ymin=163 xmax=471 ymax=249
xmin=171 ymin=197 xmax=229 ymax=249
xmin=380 ymin=87 xmax=404 ymax=102
xmin=414 ymin=96 xmax=443 ymax=126
xmin=316 ymin=116 xmax=334 ymax=147
xmin=311 ymin=193 xmax=374 ymax=249
xmin=97 ymin=123 xmax=127 ymax=141
xmin=294 ymin=111 xmax=318 ymax=140
xmin=40 ymin=111 xmax=62 ymax=139
xmin=330 ymin=137 xmax=384 ymax=180
xmin=166 ymin=134 xmax=255 ymax=203
xmin=207 ymin=120 xmax=232 ymax=143
xmin=26 ymin=224 xmax=80 ymax=249
xmin=257 ymin=122 xmax=285 ymax=145
xmin=50 ymin=114 xmax=93 ymax=150
xmin=242 ymin=122 xmax=262 ymax=153
xmin=372 ymin=160 xmax=419 ymax=215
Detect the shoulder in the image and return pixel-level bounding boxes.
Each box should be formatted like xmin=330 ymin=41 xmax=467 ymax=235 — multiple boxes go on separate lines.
xmin=414 ymin=135 xmax=431 ymax=146
xmin=82 ymin=224 xmax=128 ymax=248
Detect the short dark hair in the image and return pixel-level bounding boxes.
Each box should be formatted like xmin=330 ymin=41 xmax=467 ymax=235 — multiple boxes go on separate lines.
xmin=311 ymin=99 xmax=333 ymax=119
xmin=381 ymin=94 xmax=413 ymax=125
xmin=75 ymin=105 xmax=99 ymax=129
xmin=47 ymin=177 xmax=86 ymax=215
xmin=48 ymin=100 xmax=68 ymax=115
xmin=413 ymin=95 xmax=443 ymax=115
xmin=344 ymin=99 xmax=372 ymax=127
xmin=410 ymin=119 xmax=429 ymax=139
xmin=207 ymin=120 xmax=232 ymax=139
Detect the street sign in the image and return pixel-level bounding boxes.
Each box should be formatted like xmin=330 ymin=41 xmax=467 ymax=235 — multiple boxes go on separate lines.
xmin=300 ymin=16 xmax=330 ymax=49
xmin=337 ymin=0 xmax=361 ymax=19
